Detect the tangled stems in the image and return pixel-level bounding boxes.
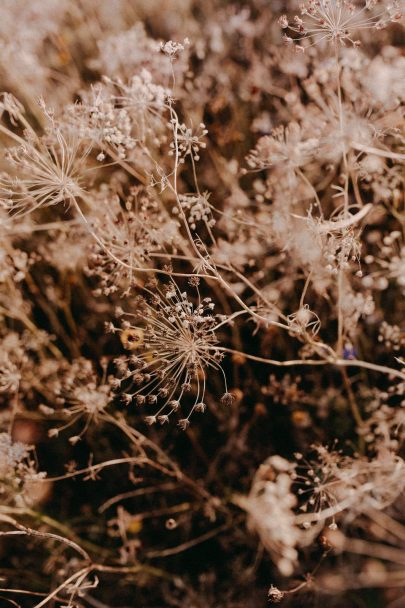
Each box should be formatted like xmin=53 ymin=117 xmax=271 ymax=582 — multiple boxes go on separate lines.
xmin=216 ymin=347 xmax=405 ymax=381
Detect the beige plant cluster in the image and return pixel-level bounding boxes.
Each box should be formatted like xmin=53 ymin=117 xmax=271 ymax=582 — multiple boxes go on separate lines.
xmin=0 ymin=1 xmax=404 ymax=607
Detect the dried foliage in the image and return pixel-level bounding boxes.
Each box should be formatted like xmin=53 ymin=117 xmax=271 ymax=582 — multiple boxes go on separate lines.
xmin=0 ymin=1 xmax=404 ymax=607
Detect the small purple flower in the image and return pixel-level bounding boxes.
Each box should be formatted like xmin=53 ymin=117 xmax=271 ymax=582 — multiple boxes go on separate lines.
xmin=343 ymin=344 xmax=357 ymax=360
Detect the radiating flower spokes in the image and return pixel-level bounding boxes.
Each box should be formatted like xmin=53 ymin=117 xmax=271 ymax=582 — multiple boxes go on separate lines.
xmin=44 ymin=359 xmax=114 ymax=444
xmin=0 ymin=116 xmax=92 ymax=216
xmin=279 ymin=1 xmax=402 ymax=49
xmin=111 ymin=280 xmax=230 ymax=427
xmin=293 ymin=445 xmax=405 ymax=529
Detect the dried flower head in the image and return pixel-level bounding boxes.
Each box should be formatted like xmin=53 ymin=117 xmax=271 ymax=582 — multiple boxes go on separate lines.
xmin=0 ymin=432 xmax=46 ymax=506
xmin=237 ymin=456 xmax=301 ymax=576
xmin=280 ymin=1 xmax=402 ymax=49
xmin=113 ymin=281 xmax=227 ymax=426
xmin=47 ymin=359 xmax=114 ymax=441
xmin=246 ymin=123 xmax=319 ymax=171
xmin=169 ymin=120 xmax=208 ymax=163
xmin=268 ymin=585 xmax=285 ymax=603
xmin=294 ymin=445 xmax=405 ymax=528
xmin=87 ymin=186 xmax=179 ymax=294
xmin=0 ymin=113 xmax=90 ymax=216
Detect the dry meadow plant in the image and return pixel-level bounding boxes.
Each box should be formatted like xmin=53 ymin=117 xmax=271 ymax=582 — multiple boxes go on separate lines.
xmin=0 ymin=1 xmax=404 ymax=607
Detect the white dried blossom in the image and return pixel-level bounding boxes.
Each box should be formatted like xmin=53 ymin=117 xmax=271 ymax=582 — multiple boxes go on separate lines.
xmin=94 ymin=23 xmax=172 ymax=82
xmin=0 ymin=432 xmax=46 ymax=507
xmin=237 ymin=456 xmax=302 ymax=576
xmin=246 ymin=123 xmax=319 ymax=171
xmin=169 ymin=121 xmax=208 ymax=163
xmin=0 ymin=353 xmax=21 ymax=393
xmin=178 ymin=192 xmax=215 ymax=230
xmin=288 ymin=305 xmax=321 ymax=336
xmin=268 ymin=585 xmax=285 ymax=603
xmin=363 ymin=231 xmax=405 ymax=294
xmin=378 ymin=321 xmax=404 ymax=352
xmin=160 ymin=38 xmax=190 ymax=58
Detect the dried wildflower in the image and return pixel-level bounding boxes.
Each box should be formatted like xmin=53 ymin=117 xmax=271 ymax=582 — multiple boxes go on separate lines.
xmin=160 ymin=38 xmax=190 ymax=58
xmin=67 ymin=84 xmax=135 ymax=160
xmin=361 ymin=399 xmax=405 ymax=448
xmin=69 ymin=71 xmax=169 ymax=159
xmin=169 ymin=120 xmax=208 ymax=163
xmin=288 ymin=305 xmax=321 ymax=336
xmin=237 ymin=456 xmax=301 ymax=576
xmin=268 ymin=585 xmax=285 ymax=603
xmin=113 ymin=281 xmax=227 ymax=425
xmin=340 ymin=288 xmax=375 ymax=337
xmin=0 ymin=432 xmax=46 ymax=506
xmin=246 ymin=123 xmax=318 ymax=171
xmin=0 ymin=333 xmax=35 ymax=399
xmin=0 ymin=352 xmax=21 ymax=393
xmin=108 ymin=70 xmax=169 ymax=144
xmin=0 ymin=117 xmax=89 ymax=216
xmin=177 ymin=192 xmax=215 ymax=230
xmin=0 ymin=0 xmax=403 ymax=602
xmin=294 ymin=445 xmax=405 ymax=528
xmin=322 ymin=225 xmax=362 ymax=275
xmin=87 ymin=186 xmax=179 ymax=294
xmin=378 ymin=321 xmax=405 ymax=352
xmin=41 ymin=227 xmax=90 ymax=273
xmin=363 ymin=231 xmax=405 ymax=294
xmin=0 ymin=244 xmax=32 ymax=284
xmin=93 ymin=22 xmax=190 ymax=92
xmin=48 ymin=359 xmax=114 ymax=439
xmin=220 ymin=392 xmax=235 ymax=406
xmin=263 ymin=374 xmax=304 ymax=406
xmin=280 ymin=1 xmax=402 ymax=49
